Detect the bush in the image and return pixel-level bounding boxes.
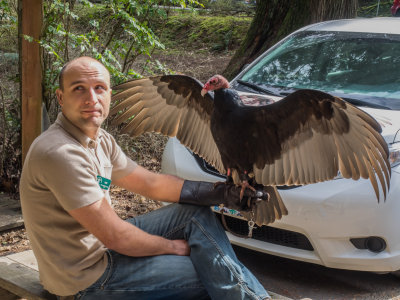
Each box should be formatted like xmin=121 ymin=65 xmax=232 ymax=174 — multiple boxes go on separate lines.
xmin=357 ymin=0 xmax=393 ymax=17
xmin=158 ymin=14 xmax=251 ymax=51
xmin=209 ymin=0 xmax=255 ymax=15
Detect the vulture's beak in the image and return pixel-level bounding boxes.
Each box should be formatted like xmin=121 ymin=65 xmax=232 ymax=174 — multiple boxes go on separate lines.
xmin=201 ymin=88 xmax=208 ymax=97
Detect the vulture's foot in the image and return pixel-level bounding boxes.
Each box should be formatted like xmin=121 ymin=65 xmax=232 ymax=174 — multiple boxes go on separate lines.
xmin=241 ymin=182 xmax=271 ymax=210
xmin=239 ymin=180 xmax=256 ymax=202
xmin=238 ymin=171 xmax=255 ymax=200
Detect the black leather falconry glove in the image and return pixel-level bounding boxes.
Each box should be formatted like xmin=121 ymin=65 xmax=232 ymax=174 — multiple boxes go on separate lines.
xmin=178 ymin=180 xmax=269 ymax=211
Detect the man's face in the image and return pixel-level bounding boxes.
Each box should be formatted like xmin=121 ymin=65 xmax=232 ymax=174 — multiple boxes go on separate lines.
xmin=56 ymin=58 xmax=112 ymax=138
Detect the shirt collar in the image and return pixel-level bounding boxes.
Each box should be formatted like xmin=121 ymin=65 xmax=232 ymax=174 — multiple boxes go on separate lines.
xmin=55 ymin=113 xmax=103 ymax=149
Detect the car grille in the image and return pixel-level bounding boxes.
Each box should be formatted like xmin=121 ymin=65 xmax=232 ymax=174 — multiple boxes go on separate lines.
xmin=215 ymin=213 xmax=314 ymax=251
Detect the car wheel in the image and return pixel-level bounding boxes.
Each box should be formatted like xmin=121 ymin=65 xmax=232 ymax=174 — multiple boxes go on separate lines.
xmin=395 ymin=10 xmax=400 ymax=17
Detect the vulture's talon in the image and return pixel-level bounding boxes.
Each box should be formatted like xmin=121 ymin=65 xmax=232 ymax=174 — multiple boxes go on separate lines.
xmin=239 ymin=180 xmax=256 ymax=201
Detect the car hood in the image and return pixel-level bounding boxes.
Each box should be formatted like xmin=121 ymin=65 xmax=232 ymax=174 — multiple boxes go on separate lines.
xmin=237 ymin=91 xmax=400 ymax=145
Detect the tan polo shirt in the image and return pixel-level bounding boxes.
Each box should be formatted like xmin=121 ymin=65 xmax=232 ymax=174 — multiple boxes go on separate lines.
xmin=20 ymin=113 xmax=137 ymax=296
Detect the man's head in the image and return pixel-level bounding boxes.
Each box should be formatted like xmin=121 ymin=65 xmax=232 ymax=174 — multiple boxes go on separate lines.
xmin=56 ymin=57 xmax=112 ymax=139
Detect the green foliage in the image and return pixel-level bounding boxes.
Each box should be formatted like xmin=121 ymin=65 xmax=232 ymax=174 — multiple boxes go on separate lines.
xmin=209 ymin=0 xmax=256 ymax=15
xmin=358 ymin=0 xmax=393 ymax=17
xmin=0 ymin=0 xmax=20 ymax=186
xmin=192 ymin=15 xmax=250 ymax=51
xmin=0 ymin=0 xmax=16 ymax=23
xmin=161 ymin=14 xmax=251 ymax=51
xmin=0 ymin=0 xmax=17 ymax=52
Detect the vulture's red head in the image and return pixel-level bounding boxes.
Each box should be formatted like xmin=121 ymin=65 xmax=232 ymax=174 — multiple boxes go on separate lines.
xmin=201 ymin=75 xmax=229 ymax=97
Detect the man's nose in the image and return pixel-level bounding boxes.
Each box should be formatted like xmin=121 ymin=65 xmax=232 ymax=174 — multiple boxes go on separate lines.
xmin=86 ymin=88 xmax=98 ymax=104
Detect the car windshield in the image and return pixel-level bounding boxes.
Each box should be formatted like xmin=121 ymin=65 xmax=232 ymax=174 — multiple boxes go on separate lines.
xmin=234 ymin=30 xmax=400 ymax=110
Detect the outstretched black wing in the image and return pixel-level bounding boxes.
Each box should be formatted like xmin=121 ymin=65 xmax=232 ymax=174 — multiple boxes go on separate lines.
xmin=239 ymin=89 xmax=390 ymax=201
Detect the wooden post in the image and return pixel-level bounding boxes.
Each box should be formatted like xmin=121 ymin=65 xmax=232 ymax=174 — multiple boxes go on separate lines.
xmin=19 ymin=0 xmax=43 ymax=163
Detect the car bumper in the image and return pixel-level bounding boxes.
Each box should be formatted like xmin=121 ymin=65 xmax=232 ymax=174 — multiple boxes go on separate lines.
xmin=229 ymin=171 xmax=400 ymax=273
xmin=161 ymin=137 xmax=400 ymax=272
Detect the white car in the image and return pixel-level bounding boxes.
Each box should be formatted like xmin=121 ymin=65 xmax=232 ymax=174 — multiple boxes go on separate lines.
xmin=161 ymin=17 xmax=400 ymax=274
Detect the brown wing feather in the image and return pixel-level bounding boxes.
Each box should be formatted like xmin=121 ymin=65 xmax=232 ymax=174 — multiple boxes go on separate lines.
xmin=249 ymin=89 xmax=390 ymax=201
xmin=111 ymin=75 xmax=225 ymax=174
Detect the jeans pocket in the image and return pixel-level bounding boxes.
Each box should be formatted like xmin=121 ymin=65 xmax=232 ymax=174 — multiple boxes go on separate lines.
xmin=98 ymin=250 xmax=114 ymax=289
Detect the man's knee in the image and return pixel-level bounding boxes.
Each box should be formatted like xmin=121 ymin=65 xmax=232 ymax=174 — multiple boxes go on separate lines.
xmin=177 ymin=203 xmax=214 ymax=218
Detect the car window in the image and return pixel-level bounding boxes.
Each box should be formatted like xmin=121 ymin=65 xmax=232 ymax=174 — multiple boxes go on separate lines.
xmin=241 ymin=33 xmax=333 ymax=88
xmin=240 ymin=31 xmax=400 ymax=108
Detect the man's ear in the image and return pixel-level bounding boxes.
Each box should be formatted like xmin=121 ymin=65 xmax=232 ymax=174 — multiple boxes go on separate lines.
xmin=56 ymin=89 xmax=63 ymax=106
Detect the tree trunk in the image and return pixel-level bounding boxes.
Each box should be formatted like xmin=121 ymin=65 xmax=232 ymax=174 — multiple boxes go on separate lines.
xmin=19 ymin=0 xmax=43 ymax=163
xmin=224 ymin=0 xmax=358 ymax=80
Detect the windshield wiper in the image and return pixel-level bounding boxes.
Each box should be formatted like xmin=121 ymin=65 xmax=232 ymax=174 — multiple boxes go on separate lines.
xmin=236 ymin=80 xmax=281 ymax=97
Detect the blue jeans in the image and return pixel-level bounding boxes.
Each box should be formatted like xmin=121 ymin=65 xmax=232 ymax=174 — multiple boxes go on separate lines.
xmin=74 ymin=204 xmax=269 ymax=300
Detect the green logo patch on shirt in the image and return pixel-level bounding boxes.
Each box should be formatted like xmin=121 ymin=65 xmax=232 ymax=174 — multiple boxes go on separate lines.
xmin=97 ymin=175 xmax=111 ymax=191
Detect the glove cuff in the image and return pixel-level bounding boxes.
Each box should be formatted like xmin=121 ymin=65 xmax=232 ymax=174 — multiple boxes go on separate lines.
xmin=179 ymin=180 xmax=221 ymax=206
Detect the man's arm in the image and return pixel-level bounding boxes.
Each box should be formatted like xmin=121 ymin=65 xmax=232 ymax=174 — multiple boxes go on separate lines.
xmin=113 ymin=165 xmax=268 ymax=211
xmin=68 ymin=197 xmax=190 ymax=257
xmin=112 ymin=165 xmax=184 ymax=203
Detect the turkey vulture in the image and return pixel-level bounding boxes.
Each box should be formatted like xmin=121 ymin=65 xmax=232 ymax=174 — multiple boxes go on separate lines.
xmin=110 ymin=74 xmax=391 ymax=226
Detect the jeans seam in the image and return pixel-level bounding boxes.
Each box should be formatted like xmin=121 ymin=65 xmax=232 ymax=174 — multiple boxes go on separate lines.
xmin=88 ymin=286 xmax=207 ymax=292
xmin=191 ymin=217 xmax=261 ymax=300
xmin=99 ymin=250 xmax=114 ymax=290
xmin=164 ymin=221 xmax=187 ymax=239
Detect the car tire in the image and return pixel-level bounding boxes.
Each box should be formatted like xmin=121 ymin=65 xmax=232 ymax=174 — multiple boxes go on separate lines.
xmin=395 ymin=10 xmax=400 ymax=17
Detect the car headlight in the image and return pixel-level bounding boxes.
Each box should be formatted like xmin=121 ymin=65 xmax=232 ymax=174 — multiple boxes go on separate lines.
xmin=389 ymin=142 xmax=400 ymax=168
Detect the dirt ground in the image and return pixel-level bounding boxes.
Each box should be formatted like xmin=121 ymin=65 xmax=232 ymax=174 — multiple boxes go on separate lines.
xmin=0 ymin=51 xmax=232 ymax=257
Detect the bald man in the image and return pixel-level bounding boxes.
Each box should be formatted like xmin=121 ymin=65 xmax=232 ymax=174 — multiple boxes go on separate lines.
xmin=20 ymin=57 xmax=269 ymax=300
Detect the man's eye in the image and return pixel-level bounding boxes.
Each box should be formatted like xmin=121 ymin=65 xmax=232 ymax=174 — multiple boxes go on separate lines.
xmin=95 ymin=85 xmax=106 ymax=90
xmin=73 ymin=86 xmax=84 ymax=91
